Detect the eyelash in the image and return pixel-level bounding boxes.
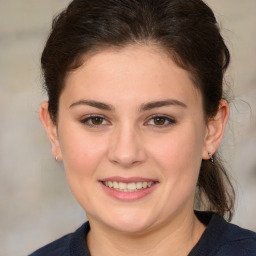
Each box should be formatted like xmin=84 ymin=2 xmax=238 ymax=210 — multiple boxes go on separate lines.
xmin=145 ymin=114 xmax=176 ymax=128
xmin=80 ymin=114 xmax=110 ymax=128
xmin=80 ymin=114 xmax=176 ymax=128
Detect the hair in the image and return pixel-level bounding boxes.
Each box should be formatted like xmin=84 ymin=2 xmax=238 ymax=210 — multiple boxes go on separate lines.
xmin=41 ymin=0 xmax=235 ymax=220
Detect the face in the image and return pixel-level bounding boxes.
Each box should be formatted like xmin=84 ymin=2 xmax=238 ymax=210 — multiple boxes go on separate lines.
xmin=50 ymin=45 xmax=209 ymax=233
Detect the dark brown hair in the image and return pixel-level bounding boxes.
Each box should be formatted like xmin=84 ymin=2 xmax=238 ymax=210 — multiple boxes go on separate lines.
xmin=41 ymin=0 xmax=235 ymax=220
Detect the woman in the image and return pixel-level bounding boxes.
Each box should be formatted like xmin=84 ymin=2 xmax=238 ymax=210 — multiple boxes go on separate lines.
xmin=30 ymin=0 xmax=256 ymax=255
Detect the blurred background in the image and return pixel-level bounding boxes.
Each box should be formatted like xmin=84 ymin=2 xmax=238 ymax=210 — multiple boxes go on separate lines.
xmin=0 ymin=0 xmax=255 ymax=255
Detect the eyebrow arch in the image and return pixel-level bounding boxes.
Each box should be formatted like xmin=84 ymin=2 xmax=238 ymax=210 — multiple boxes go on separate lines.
xmin=69 ymin=99 xmax=187 ymax=112
xmin=139 ymin=99 xmax=187 ymax=112
xmin=69 ymin=100 xmax=115 ymax=111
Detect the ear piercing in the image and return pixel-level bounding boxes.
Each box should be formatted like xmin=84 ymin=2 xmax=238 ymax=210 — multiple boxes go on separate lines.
xmin=208 ymin=153 xmax=214 ymax=165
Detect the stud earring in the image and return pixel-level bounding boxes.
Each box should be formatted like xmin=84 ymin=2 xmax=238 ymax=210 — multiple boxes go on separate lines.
xmin=208 ymin=153 xmax=214 ymax=165
xmin=55 ymin=156 xmax=58 ymax=161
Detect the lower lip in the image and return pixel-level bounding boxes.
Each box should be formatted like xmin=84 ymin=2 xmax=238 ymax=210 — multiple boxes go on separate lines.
xmin=100 ymin=182 xmax=158 ymax=201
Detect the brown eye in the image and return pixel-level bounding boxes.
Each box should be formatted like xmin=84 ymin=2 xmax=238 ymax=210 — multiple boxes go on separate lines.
xmin=153 ymin=117 xmax=166 ymax=125
xmin=91 ymin=116 xmax=104 ymax=125
xmin=146 ymin=115 xmax=176 ymax=127
xmin=80 ymin=115 xmax=109 ymax=127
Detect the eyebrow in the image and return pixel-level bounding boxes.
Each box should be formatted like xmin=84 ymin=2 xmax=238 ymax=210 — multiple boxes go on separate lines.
xmin=139 ymin=99 xmax=187 ymax=112
xmin=69 ymin=99 xmax=187 ymax=111
xmin=69 ymin=100 xmax=115 ymax=111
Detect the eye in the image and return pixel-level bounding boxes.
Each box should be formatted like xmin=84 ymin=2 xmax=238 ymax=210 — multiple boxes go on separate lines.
xmin=80 ymin=115 xmax=110 ymax=127
xmin=146 ymin=115 xmax=176 ymax=127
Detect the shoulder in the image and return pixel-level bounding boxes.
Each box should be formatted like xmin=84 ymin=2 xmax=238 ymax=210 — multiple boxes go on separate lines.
xmin=28 ymin=222 xmax=90 ymax=256
xmin=28 ymin=233 xmax=72 ymax=256
xmin=191 ymin=211 xmax=256 ymax=256
xmin=216 ymin=221 xmax=256 ymax=255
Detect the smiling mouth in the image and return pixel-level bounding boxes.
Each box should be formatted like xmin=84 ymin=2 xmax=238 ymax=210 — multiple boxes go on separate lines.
xmin=102 ymin=181 xmax=155 ymax=192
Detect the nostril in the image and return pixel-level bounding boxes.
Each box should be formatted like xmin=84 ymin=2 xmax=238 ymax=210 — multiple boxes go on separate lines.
xmin=109 ymin=157 xmax=141 ymax=167
xmin=107 ymin=130 xmax=148 ymax=166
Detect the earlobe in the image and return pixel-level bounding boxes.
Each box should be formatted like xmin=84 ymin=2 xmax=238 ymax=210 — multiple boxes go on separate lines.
xmin=39 ymin=102 xmax=62 ymax=161
xmin=202 ymin=99 xmax=229 ymax=160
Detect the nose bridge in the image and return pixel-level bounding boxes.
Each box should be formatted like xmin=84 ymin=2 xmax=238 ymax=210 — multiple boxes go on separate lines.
xmin=108 ymin=121 xmax=146 ymax=167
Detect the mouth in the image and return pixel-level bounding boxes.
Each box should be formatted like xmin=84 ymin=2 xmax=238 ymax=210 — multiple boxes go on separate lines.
xmin=102 ymin=181 xmax=155 ymax=192
xmin=100 ymin=177 xmax=159 ymax=201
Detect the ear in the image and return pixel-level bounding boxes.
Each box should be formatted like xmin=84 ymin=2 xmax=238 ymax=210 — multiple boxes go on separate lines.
xmin=39 ymin=102 xmax=62 ymax=161
xmin=202 ymin=99 xmax=229 ymax=160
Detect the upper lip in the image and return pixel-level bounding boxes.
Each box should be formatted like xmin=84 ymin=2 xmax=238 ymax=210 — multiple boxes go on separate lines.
xmin=100 ymin=176 xmax=158 ymax=183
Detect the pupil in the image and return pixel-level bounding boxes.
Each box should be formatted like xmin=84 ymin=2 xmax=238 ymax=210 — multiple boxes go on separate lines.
xmin=92 ymin=117 xmax=103 ymax=125
xmin=154 ymin=117 xmax=165 ymax=125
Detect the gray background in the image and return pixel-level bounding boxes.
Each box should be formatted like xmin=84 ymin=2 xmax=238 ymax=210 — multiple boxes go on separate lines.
xmin=0 ymin=0 xmax=255 ymax=255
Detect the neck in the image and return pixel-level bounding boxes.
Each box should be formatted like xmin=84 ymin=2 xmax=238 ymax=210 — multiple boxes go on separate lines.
xmin=86 ymin=211 xmax=206 ymax=256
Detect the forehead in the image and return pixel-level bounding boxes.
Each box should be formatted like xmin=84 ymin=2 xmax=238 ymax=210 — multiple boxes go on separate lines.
xmin=62 ymin=45 xmax=202 ymax=108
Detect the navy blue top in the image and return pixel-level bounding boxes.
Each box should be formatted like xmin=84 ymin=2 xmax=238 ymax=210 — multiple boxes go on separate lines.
xmin=29 ymin=211 xmax=256 ymax=256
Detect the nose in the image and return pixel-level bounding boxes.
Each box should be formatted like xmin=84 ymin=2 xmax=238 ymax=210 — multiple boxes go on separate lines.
xmin=107 ymin=123 xmax=147 ymax=168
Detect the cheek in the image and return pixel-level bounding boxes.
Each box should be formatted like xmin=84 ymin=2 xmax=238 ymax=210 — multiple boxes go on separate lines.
xmin=57 ymin=126 xmax=109 ymax=209
xmin=58 ymin=125 xmax=108 ymax=177
xmin=147 ymin=128 xmax=204 ymax=211
xmin=148 ymin=124 xmax=205 ymax=184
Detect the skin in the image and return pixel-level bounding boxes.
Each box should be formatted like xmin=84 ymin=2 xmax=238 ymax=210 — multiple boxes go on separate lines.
xmin=40 ymin=45 xmax=229 ymax=256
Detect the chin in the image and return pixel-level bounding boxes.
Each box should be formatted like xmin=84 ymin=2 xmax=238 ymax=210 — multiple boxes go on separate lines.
xmin=108 ymin=219 xmax=153 ymax=234
xmin=106 ymin=211 xmax=158 ymax=234
xmin=91 ymin=209 xmax=157 ymax=234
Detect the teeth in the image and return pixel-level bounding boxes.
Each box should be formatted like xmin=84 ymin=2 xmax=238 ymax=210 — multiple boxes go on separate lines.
xmin=127 ymin=182 xmax=136 ymax=191
xmin=108 ymin=181 xmax=113 ymax=188
xmin=113 ymin=181 xmax=118 ymax=189
xmin=142 ymin=181 xmax=148 ymax=188
xmin=103 ymin=181 xmax=154 ymax=191
xmin=119 ymin=182 xmax=127 ymax=190
xmin=136 ymin=182 xmax=143 ymax=189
